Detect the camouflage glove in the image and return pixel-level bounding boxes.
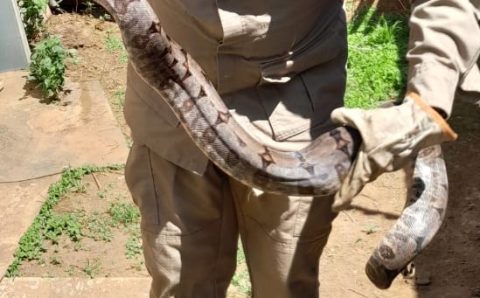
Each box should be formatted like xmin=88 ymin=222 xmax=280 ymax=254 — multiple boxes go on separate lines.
xmin=330 ymin=92 xmax=457 ymax=212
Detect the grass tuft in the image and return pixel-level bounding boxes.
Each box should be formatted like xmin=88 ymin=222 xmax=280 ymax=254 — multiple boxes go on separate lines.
xmin=345 ymin=9 xmax=409 ymax=108
xmin=109 ymin=202 xmax=140 ymax=226
xmin=125 ymin=231 xmax=142 ymax=259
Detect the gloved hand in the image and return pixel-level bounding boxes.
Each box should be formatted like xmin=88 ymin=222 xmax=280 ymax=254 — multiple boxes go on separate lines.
xmin=330 ymin=92 xmax=457 ymax=212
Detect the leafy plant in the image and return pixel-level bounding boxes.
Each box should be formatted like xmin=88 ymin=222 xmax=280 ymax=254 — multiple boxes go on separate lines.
xmin=44 ymin=213 xmax=83 ymax=244
xmin=17 ymin=0 xmax=48 ymax=41
xmin=105 ymin=33 xmax=124 ymax=53
xmin=83 ymin=259 xmax=101 ymax=278
xmin=84 ymin=213 xmax=114 ymax=242
xmin=109 ymin=202 xmax=140 ymax=226
xmin=125 ymin=232 xmax=142 ymax=259
xmin=29 ymin=36 xmax=75 ymax=99
xmin=84 ymin=0 xmax=95 ymax=14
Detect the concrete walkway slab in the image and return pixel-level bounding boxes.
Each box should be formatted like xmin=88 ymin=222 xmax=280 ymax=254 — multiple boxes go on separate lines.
xmin=0 ymin=71 xmax=128 ymax=182
xmin=0 ymin=71 xmax=129 ymax=277
xmin=0 ymin=175 xmax=59 ymax=281
xmin=0 ymin=277 xmax=150 ymax=298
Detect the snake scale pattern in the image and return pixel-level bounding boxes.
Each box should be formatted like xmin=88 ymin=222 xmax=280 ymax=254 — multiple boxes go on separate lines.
xmin=94 ymin=0 xmax=449 ymax=289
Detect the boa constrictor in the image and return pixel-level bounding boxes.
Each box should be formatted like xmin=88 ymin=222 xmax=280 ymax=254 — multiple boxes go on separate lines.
xmin=93 ymin=0 xmax=449 ymax=289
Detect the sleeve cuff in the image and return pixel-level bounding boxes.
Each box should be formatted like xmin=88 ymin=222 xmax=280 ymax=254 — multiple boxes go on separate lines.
xmin=407 ymin=92 xmax=458 ymax=141
xmin=407 ymin=60 xmax=459 ymax=117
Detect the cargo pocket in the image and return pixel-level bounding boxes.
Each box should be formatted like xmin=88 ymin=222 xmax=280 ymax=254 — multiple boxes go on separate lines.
xmin=239 ymin=191 xmax=336 ymax=245
xmin=124 ymin=144 xmax=160 ymax=226
xmin=126 ymin=143 xmax=224 ymax=235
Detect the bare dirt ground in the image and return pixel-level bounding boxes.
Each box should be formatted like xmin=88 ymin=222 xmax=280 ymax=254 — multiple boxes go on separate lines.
xmin=16 ymin=5 xmax=480 ymax=298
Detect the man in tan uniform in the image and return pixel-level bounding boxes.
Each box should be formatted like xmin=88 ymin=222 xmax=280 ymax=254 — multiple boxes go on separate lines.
xmin=124 ymin=0 xmax=480 ymax=297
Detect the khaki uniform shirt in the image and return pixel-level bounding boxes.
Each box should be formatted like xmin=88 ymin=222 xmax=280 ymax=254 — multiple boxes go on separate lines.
xmin=124 ymin=0 xmax=480 ymax=175
xmin=407 ymin=0 xmax=480 ymax=115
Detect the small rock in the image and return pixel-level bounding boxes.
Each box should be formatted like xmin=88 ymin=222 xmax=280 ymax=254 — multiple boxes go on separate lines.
xmin=95 ymin=22 xmax=107 ymax=31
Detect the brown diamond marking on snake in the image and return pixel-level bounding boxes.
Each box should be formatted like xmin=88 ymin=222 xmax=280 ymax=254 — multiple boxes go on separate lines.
xmin=330 ymin=129 xmax=350 ymax=155
xmin=293 ymin=151 xmax=306 ymax=162
xmin=158 ymin=46 xmax=172 ymax=60
xmin=410 ymin=177 xmax=425 ymax=203
xmin=335 ymin=163 xmax=348 ymax=180
xmin=379 ymin=245 xmax=395 ymax=260
xmin=169 ymin=58 xmax=179 ymax=68
xmin=181 ymin=99 xmax=195 ymax=113
xmin=131 ymin=34 xmax=150 ymax=49
xmin=215 ymin=111 xmax=231 ymax=125
xmin=226 ymin=151 xmax=241 ymax=167
xmin=236 ymin=135 xmax=247 ymax=148
xmin=202 ymin=127 xmax=217 ymax=144
xmin=147 ymin=21 xmax=161 ymax=34
xmin=182 ymin=70 xmax=192 ymax=81
xmin=259 ymin=147 xmax=275 ymax=169
xmin=434 ymin=207 xmax=445 ymax=217
xmin=200 ymin=70 xmax=210 ymax=81
xmin=196 ymin=88 xmax=207 ymax=99
xmin=180 ymin=49 xmax=190 ymax=72
xmin=300 ymin=163 xmax=315 ymax=175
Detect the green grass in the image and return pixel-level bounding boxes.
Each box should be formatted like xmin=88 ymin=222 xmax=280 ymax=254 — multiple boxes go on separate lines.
xmin=125 ymin=231 xmax=142 ymax=259
xmin=84 ymin=213 xmax=114 ymax=242
xmin=231 ymin=243 xmax=252 ymax=295
xmin=109 ymin=202 xmax=140 ymax=227
xmin=105 ymin=32 xmax=128 ymax=64
xmin=83 ymin=259 xmax=101 ymax=278
xmin=105 ymin=33 xmax=124 ymax=53
xmin=5 ymin=165 xmax=124 ymax=277
xmin=44 ymin=213 xmax=83 ymax=244
xmin=114 ymin=89 xmax=126 ymax=108
xmin=345 ymin=9 xmax=409 ymax=108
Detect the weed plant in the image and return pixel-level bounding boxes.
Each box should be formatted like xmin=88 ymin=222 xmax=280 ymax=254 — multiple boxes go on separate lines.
xmin=105 ymin=31 xmax=129 ymax=64
xmin=125 ymin=232 xmax=142 ymax=259
xmin=29 ymin=36 xmax=76 ymax=99
xmin=17 ymin=0 xmax=48 ymax=41
xmin=109 ymin=202 xmax=140 ymax=226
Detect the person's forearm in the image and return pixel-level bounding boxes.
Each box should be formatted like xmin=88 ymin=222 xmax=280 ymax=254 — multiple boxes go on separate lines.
xmin=407 ymin=0 xmax=480 ymax=117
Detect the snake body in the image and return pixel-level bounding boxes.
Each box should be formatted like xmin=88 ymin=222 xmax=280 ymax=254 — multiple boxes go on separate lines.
xmin=94 ymin=0 xmax=449 ymax=288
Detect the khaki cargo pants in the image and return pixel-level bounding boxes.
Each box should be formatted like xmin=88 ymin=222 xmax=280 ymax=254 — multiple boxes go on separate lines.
xmin=126 ymin=144 xmax=337 ymax=298
xmin=123 ymin=56 xmax=346 ymax=297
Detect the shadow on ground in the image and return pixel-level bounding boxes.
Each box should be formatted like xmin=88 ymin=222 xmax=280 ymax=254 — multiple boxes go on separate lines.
xmin=413 ymin=96 xmax=480 ymax=298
